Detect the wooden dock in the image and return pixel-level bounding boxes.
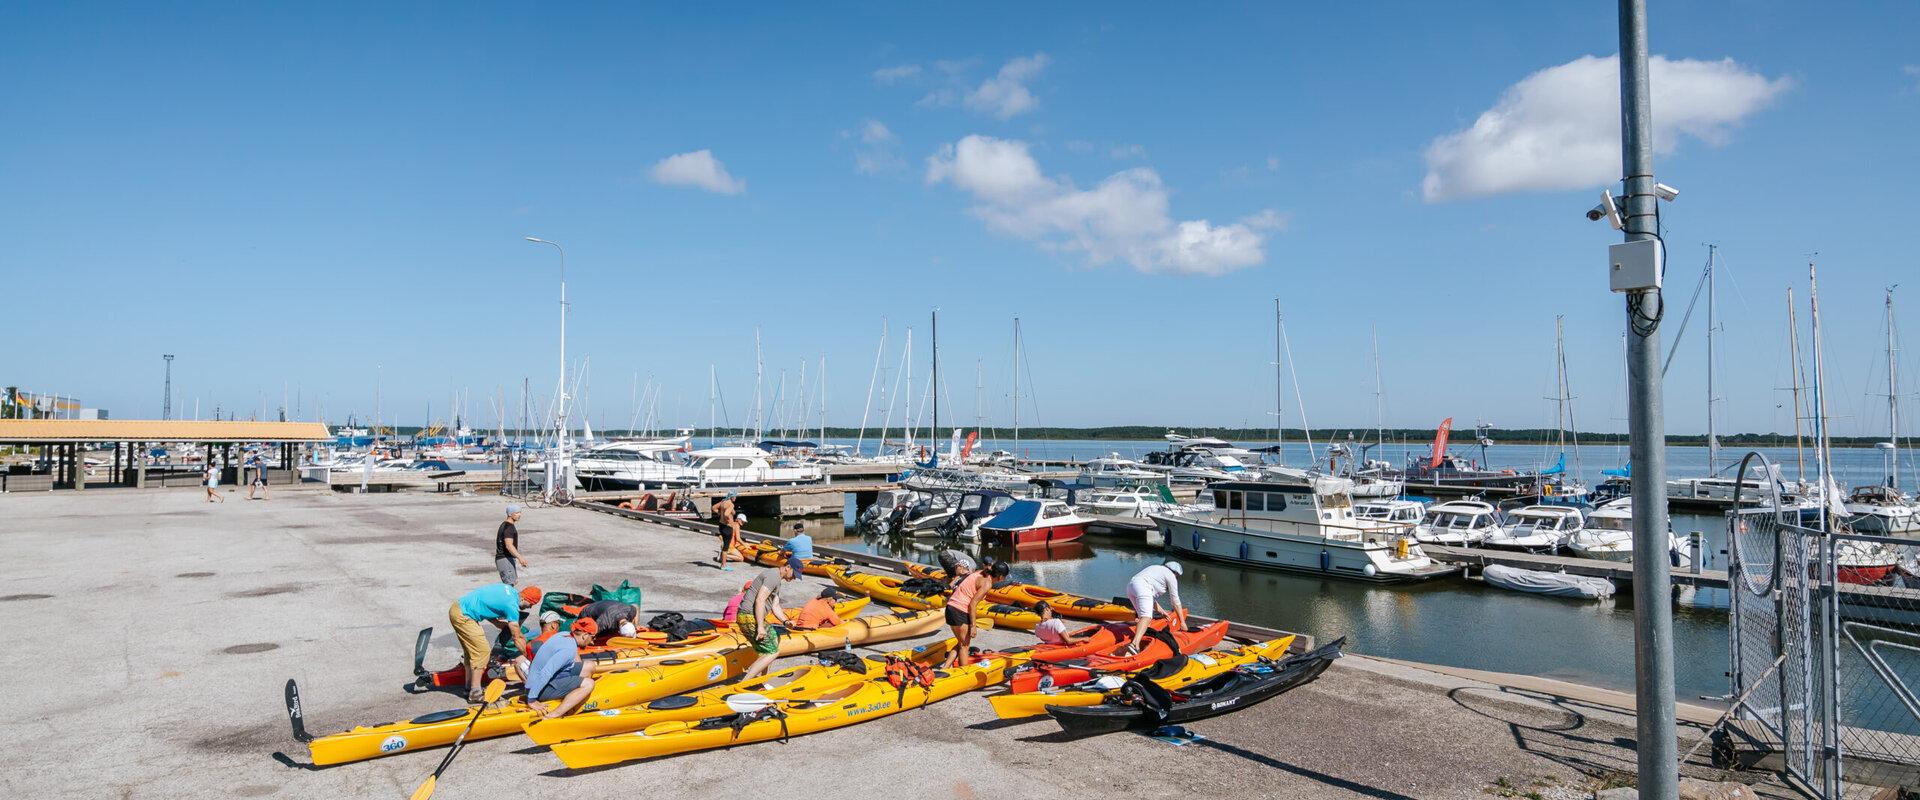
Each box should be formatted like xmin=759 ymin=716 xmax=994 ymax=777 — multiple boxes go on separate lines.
xmin=574 ymin=499 xmax=1313 ymax=652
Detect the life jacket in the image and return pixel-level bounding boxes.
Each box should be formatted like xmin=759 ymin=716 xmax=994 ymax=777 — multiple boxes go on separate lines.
xmin=882 ymin=655 xmax=937 ymax=708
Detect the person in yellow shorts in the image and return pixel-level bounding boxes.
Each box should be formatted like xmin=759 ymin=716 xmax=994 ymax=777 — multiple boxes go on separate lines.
xmin=450 ymin=582 xmax=541 ymax=702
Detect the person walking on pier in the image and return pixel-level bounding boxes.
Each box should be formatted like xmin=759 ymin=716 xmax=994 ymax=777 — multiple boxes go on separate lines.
xmin=203 ymin=462 xmax=223 ymax=503
xmin=738 ymin=557 xmax=801 ymax=679
xmin=245 ymin=452 xmax=269 ymax=500
xmin=712 ymin=492 xmax=742 ymax=570
xmin=449 ymin=582 xmax=540 ymax=703
xmin=1122 ymin=561 xmax=1185 ymax=656
xmin=495 ymin=505 xmax=526 ymax=585
xmin=944 ymin=560 xmax=1007 ymax=668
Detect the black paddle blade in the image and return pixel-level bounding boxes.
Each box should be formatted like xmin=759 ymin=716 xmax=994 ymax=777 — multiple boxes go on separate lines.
xmin=412 ymin=627 xmax=433 ymax=677
xmin=284 ymin=679 xmax=313 ymax=743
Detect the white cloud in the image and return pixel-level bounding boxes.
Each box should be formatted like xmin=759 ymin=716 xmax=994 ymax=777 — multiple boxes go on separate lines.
xmin=648 ymin=150 xmax=746 ymax=195
xmin=872 ymin=64 xmax=921 ymax=85
xmin=964 ymin=53 xmax=1050 ymax=119
xmin=847 ymin=119 xmax=903 ymax=175
xmin=927 ymin=134 xmax=1283 ymax=276
xmin=1420 ymin=55 xmax=1789 ymax=202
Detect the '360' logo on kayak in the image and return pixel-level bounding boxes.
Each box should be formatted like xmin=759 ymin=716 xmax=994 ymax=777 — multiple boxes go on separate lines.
xmin=379 ymin=735 xmax=408 ymax=753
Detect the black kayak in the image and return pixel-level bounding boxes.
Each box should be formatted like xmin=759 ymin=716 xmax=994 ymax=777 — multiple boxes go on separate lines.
xmin=1043 ymin=637 xmax=1345 ymax=737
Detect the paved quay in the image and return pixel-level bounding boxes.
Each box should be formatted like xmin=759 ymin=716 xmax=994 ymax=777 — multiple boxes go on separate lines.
xmin=0 ymin=487 xmax=1795 ymax=799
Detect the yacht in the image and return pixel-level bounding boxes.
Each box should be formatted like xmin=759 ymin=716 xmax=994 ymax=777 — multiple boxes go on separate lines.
xmin=1080 ymin=453 xmax=1168 ymax=488
xmin=1354 ymin=498 xmax=1426 ymax=526
xmin=1842 ymin=485 xmax=1919 ymax=535
xmin=979 ymin=498 xmax=1088 ymax=547
xmin=1413 ymin=500 xmax=1503 ymax=546
xmin=1484 ymin=505 xmax=1582 ymax=553
xmin=566 ymin=439 xmax=694 ymax=490
xmin=676 ymin=446 xmax=823 ymax=487
xmin=1076 ymin=485 xmax=1173 ymax=518
xmin=1565 ymin=497 xmax=1691 ymax=567
xmin=1151 ymin=475 xmax=1459 ymax=582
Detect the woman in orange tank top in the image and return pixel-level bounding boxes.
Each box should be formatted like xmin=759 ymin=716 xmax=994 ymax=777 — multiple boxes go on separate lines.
xmin=943 ymin=561 xmax=1008 ymax=668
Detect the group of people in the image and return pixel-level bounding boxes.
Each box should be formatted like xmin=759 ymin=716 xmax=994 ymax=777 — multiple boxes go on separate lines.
xmin=201 ymin=452 xmax=272 ymax=503
xmin=444 ymin=498 xmax=1188 ymax=714
xmin=616 ymin=491 xmax=697 ymax=514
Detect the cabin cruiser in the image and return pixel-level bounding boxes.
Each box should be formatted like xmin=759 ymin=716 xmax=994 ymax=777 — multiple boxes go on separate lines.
xmin=1354 ymin=499 xmax=1426 ymax=526
xmin=1076 ymin=485 xmax=1174 ymax=518
xmin=1413 ymin=500 xmax=1503 ymax=546
xmin=1841 ymin=485 xmax=1919 ymax=535
xmin=1665 ymin=463 xmax=1806 ymax=505
xmin=1484 ymin=505 xmax=1582 ymax=553
xmin=1152 ymin=475 xmax=1458 ymax=582
xmin=935 ymin=490 xmax=1020 ymax=540
xmin=1566 ymin=498 xmax=1691 ymax=567
xmin=565 ymin=439 xmax=693 ymax=490
xmin=1080 ymin=454 xmax=1168 ymax=488
xmin=1400 ymin=453 xmax=1540 ymax=491
xmin=979 ymin=498 xmax=1088 ymax=547
xmin=676 ymin=446 xmax=823 ymax=487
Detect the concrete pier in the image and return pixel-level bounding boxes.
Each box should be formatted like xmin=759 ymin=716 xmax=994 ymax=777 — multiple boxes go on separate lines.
xmin=0 ymin=489 xmax=1802 ymax=799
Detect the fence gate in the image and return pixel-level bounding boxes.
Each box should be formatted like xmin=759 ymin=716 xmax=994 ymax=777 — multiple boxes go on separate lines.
xmin=1724 ymin=452 xmax=1920 ymax=797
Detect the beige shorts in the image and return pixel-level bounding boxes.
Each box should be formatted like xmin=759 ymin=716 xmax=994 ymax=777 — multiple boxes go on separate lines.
xmin=449 ymin=602 xmax=491 ymax=670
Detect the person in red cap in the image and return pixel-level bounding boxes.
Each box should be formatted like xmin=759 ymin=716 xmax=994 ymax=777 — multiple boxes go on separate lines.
xmin=449 ymin=582 xmax=542 ymax=703
xmin=527 ymin=617 xmax=603 ymax=719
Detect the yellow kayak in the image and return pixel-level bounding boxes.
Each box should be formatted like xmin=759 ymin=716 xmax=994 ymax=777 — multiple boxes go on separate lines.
xmin=548 ymin=639 xmax=1030 ymax=768
xmin=827 ymin=566 xmax=1041 ymax=630
xmin=523 ymin=612 xmax=943 ymax=746
xmin=296 ymin=647 xmax=755 ymax=766
xmin=903 ymin=564 xmax=1136 ymax=623
xmin=986 ymin=635 xmax=1297 ymax=719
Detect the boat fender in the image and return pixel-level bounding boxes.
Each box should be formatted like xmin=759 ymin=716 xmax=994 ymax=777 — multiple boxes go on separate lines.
xmin=1318 ymin=550 xmax=1330 ymax=572
xmin=1363 ymin=564 xmax=1378 ymax=578
xmin=1238 ymin=541 xmax=1251 ymax=561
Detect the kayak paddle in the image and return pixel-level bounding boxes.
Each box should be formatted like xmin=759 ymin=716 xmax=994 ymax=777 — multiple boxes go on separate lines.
xmin=408 ymin=678 xmax=504 ymax=800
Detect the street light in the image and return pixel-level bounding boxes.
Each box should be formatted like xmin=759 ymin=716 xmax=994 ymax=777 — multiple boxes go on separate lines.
xmin=524 ymin=236 xmax=568 ymax=493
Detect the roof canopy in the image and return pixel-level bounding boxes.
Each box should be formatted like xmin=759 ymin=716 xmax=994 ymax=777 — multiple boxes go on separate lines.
xmin=0 ymin=419 xmax=333 ymax=444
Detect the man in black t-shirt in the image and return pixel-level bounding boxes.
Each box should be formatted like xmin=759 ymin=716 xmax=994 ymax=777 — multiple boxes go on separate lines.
xmin=496 ymin=505 xmax=526 ymax=585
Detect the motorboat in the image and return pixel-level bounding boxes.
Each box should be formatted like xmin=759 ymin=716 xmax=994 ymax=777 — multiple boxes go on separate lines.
xmin=1565 ymin=498 xmax=1691 ymax=567
xmin=1484 ymin=505 xmax=1582 ymax=553
xmin=565 ymin=439 xmax=694 ymax=490
xmin=979 ymin=498 xmax=1088 ymax=547
xmin=1354 ymin=499 xmax=1426 ymax=526
xmin=1835 ymin=538 xmax=1902 ymax=585
xmin=1480 ymin=565 xmax=1614 ymax=600
xmin=1080 ymin=454 xmax=1168 ymax=488
xmin=1151 ymin=475 xmax=1458 ymax=582
xmin=1413 ymin=500 xmax=1502 ymax=546
xmin=676 ymin=446 xmax=823 ymax=487
xmin=1076 ymin=485 xmax=1169 ymax=518
xmin=1842 ymin=485 xmax=1919 ymax=536
xmin=934 ymin=490 xmax=1020 ymax=541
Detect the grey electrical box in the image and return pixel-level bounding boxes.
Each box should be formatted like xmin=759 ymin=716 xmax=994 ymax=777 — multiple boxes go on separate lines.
xmin=1608 ymin=239 xmax=1663 ymax=292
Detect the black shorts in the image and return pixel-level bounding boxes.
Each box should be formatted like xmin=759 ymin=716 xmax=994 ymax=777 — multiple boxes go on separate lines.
xmin=944 ymin=605 xmax=971 ymax=627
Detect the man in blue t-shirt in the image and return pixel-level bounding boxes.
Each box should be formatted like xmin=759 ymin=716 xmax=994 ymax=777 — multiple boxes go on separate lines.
xmin=784 ymin=522 xmax=815 ymax=559
xmin=449 ymin=582 xmax=539 ymax=702
xmin=527 ymin=618 xmax=603 ymax=719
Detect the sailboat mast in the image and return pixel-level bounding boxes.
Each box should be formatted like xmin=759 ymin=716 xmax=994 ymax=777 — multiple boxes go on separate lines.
xmin=1785 ymin=289 xmax=1806 ymax=482
xmin=1371 ymin=324 xmax=1384 ymax=450
xmin=1808 ymin=261 xmax=1834 ymax=529
xmin=1706 ymin=244 xmax=1719 ymax=475
xmin=818 ymin=355 xmax=827 ymax=444
xmin=857 ymin=320 xmax=886 ymax=457
xmin=1273 ymin=298 xmax=1285 ymax=459
xmin=707 ymin=365 xmax=717 ymax=448
xmin=1555 ymin=316 xmax=1568 ymax=455
xmin=1012 ymin=318 xmax=1022 ymax=463
xmin=1887 ymin=286 xmax=1901 ymax=490
xmin=931 ymin=309 xmax=939 ymax=460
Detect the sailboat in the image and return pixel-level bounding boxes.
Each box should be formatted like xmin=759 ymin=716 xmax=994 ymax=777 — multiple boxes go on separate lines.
xmin=1806 ymin=263 xmax=1901 ymax=584
xmin=1533 ymin=316 xmax=1592 ymax=506
xmin=1842 ymin=287 xmax=1919 ymax=535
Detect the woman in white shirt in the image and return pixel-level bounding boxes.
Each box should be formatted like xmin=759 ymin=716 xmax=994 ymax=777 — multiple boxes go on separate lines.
xmin=1031 ymin=602 xmax=1087 ymax=646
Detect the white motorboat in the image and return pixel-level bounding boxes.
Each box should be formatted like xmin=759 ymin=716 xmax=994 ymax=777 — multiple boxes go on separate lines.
xmin=1354 ymin=499 xmax=1426 ymax=526
xmin=1484 ymin=505 xmax=1582 ymax=553
xmin=1566 ymin=497 xmax=1691 ymax=567
xmin=1080 ymin=453 xmax=1169 ymax=488
xmin=1842 ymin=485 xmax=1919 ymax=535
xmin=1077 ymin=485 xmax=1167 ymax=518
xmin=1152 ymin=475 xmax=1459 ymax=582
xmin=679 ymin=446 xmax=824 ymax=487
xmin=1414 ymin=500 xmax=1503 ymax=546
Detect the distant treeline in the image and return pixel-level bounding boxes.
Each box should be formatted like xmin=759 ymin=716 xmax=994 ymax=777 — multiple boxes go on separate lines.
xmin=422 ymin=425 xmax=1881 ymax=448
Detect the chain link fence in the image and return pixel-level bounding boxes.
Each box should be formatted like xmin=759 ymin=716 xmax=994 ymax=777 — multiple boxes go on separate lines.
xmin=1723 ymin=452 xmax=1920 ymax=797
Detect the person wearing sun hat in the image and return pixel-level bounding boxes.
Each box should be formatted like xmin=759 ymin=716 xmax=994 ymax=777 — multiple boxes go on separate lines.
xmin=526 ymin=617 xmax=604 ymax=719
xmin=449 ymin=582 xmax=542 ymax=702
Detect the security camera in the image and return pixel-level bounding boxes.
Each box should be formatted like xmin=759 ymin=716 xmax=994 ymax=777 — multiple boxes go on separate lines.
xmin=1653 ymin=183 xmax=1679 ymax=201
xmin=1586 ymin=190 xmax=1624 ymax=229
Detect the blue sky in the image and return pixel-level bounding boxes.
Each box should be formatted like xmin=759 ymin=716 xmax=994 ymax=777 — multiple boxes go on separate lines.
xmin=3 ymin=2 xmax=1916 ymax=436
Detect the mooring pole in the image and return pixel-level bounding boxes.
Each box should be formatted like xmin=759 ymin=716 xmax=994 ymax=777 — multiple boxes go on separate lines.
xmin=1618 ymin=0 xmax=1678 ymax=794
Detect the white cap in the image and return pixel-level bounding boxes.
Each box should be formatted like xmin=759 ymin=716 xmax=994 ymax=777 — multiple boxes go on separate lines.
xmin=539 ymin=610 xmax=561 ymax=623
xmin=1165 ymin=560 xmax=1183 ymax=575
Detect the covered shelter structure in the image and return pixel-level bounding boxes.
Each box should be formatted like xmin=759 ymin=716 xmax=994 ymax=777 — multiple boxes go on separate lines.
xmin=0 ymin=419 xmax=332 ymax=492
